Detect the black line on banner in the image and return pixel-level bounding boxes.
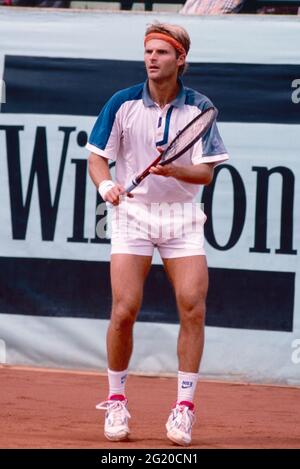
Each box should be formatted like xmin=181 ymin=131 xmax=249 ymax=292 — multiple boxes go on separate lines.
xmin=0 ymin=257 xmax=294 ymax=331
xmin=2 ymin=56 xmax=300 ymax=123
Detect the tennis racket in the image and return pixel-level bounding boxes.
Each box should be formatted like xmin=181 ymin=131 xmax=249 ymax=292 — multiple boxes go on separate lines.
xmin=125 ymin=106 xmax=217 ymax=194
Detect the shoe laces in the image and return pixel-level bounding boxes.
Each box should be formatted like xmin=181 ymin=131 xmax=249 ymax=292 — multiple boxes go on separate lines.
xmin=96 ymin=399 xmax=131 ymax=425
xmin=172 ymin=404 xmax=195 ymax=432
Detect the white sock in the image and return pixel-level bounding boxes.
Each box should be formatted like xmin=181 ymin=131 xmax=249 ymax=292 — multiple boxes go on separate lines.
xmin=108 ymin=368 xmax=128 ymax=398
xmin=177 ymin=370 xmax=199 ymax=405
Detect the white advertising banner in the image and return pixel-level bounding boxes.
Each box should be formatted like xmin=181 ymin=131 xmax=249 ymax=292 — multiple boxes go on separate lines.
xmin=0 ymin=8 xmax=299 ymax=384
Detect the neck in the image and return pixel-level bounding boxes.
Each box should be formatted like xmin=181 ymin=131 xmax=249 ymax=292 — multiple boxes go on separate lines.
xmin=148 ymin=77 xmax=179 ymax=108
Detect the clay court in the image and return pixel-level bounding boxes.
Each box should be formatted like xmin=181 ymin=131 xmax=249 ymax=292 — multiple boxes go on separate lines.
xmin=1 ymin=366 xmax=299 ymax=449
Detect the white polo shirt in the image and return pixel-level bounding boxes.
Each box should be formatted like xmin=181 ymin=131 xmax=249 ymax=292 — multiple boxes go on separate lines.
xmin=86 ymin=80 xmax=229 ymax=203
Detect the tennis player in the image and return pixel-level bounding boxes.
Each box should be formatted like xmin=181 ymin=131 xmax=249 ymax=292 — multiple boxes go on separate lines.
xmin=87 ymin=22 xmax=228 ymax=446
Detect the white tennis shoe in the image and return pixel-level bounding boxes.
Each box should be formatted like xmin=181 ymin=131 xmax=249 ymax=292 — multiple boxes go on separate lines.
xmin=96 ymin=395 xmax=131 ymax=441
xmin=166 ymin=402 xmax=195 ymax=446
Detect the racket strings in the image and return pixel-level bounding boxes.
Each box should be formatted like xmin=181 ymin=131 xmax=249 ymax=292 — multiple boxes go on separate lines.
xmin=162 ymin=109 xmax=215 ymax=162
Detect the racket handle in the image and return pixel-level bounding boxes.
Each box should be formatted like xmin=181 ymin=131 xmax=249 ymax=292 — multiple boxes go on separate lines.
xmin=125 ymin=179 xmax=138 ymax=194
xmin=105 ymin=181 xmax=136 ymax=208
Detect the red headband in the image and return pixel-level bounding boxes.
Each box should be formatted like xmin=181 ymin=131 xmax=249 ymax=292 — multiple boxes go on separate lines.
xmin=144 ymin=33 xmax=187 ymax=58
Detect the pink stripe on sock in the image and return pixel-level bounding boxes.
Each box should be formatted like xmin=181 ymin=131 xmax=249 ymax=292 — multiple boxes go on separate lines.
xmin=178 ymin=400 xmax=195 ymax=411
xmin=109 ymin=394 xmax=126 ymax=401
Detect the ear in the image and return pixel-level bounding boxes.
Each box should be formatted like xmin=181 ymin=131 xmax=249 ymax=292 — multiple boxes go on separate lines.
xmin=177 ymin=54 xmax=185 ymax=67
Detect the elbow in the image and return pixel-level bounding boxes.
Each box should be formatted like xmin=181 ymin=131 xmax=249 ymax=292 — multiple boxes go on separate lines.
xmin=203 ymin=174 xmax=214 ymax=186
xmin=202 ymin=165 xmax=214 ymax=186
xmin=203 ymin=164 xmax=214 ymax=186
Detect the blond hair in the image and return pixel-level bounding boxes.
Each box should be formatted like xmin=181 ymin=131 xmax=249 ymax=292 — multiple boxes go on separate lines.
xmin=145 ymin=22 xmax=191 ymax=76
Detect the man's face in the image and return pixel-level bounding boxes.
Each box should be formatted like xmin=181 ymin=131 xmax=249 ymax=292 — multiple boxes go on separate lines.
xmin=144 ymin=39 xmax=185 ymax=82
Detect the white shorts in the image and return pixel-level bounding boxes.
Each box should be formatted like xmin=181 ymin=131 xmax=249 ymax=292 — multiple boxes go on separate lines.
xmin=110 ymin=200 xmax=206 ymax=259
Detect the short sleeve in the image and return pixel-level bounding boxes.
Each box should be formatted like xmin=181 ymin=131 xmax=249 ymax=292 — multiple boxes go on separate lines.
xmin=86 ymin=94 xmax=122 ymax=161
xmin=191 ymin=118 xmax=229 ymax=166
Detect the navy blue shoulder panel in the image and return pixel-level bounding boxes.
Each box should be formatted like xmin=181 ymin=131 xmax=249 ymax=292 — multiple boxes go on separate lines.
xmin=185 ymin=87 xmax=227 ymax=156
xmin=89 ymin=83 xmax=144 ymax=150
xmin=184 ymin=87 xmax=214 ymax=112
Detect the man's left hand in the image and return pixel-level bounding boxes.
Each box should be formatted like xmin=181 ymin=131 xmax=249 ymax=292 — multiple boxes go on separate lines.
xmin=149 ymin=164 xmax=178 ymax=178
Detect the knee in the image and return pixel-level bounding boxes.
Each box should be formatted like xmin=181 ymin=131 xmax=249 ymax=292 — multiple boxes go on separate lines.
xmin=177 ymin=293 xmax=206 ymax=326
xmin=110 ymin=303 xmax=137 ymax=331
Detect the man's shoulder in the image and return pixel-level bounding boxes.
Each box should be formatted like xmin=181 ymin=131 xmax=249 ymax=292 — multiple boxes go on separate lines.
xmin=183 ymin=86 xmax=214 ymax=111
xmin=108 ymin=83 xmax=144 ymax=110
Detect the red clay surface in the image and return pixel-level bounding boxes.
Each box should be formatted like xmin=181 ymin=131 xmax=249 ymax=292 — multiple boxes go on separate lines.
xmin=0 ymin=365 xmax=300 ymax=449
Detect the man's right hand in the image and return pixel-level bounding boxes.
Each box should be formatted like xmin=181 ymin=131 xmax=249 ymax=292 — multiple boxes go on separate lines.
xmin=105 ymin=184 xmax=134 ymax=206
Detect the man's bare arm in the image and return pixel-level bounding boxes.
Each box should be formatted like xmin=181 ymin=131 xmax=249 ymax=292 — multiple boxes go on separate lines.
xmin=149 ymin=162 xmax=214 ymax=185
xmin=88 ymin=153 xmax=132 ymax=205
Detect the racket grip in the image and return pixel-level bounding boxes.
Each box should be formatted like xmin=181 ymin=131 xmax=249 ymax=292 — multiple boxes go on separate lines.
xmin=125 ymin=179 xmax=138 ymax=194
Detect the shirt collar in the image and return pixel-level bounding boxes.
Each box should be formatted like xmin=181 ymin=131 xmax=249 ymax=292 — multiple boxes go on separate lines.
xmin=142 ymin=79 xmax=186 ymax=109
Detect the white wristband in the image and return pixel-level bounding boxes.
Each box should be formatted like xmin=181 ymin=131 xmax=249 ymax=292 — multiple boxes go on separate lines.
xmin=98 ymin=180 xmax=116 ymax=201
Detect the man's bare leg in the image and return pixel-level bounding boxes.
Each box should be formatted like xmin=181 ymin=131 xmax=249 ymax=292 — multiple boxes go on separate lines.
xmin=163 ymin=255 xmax=208 ymax=372
xmin=108 ymin=254 xmax=152 ymax=371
